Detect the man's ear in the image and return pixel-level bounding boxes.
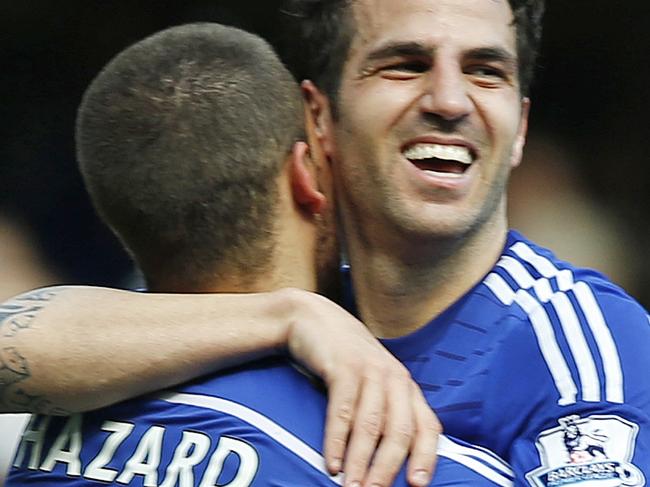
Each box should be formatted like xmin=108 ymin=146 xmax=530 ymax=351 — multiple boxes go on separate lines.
xmin=289 ymin=141 xmax=328 ymax=216
xmin=301 ymin=80 xmax=335 ymax=158
xmin=510 ymin=97 xmax=530 ymax=169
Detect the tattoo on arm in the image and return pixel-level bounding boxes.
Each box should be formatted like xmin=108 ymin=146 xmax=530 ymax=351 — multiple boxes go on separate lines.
xmin=0 ymin=288 xmax=59 ymax=338
xmin=0 ymin=288 xmax=70 ymax=414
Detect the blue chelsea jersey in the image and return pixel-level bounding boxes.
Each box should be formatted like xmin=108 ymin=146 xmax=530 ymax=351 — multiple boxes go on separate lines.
xmin=379 ymin=230 xmax=650 ymax=486
xmin=8 ymin=357 xmax=514 ymax=486
xmin=10 ymin=229 xmax=649 ymax=486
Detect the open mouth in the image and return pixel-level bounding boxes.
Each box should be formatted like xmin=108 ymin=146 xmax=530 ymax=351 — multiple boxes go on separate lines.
xmin=403 ymin=143 xmax=474 ymax=176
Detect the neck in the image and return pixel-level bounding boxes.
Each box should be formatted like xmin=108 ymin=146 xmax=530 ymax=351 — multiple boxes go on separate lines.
xmin=150 ymin=183 xmax=320 ymax=295
xmin=148 ymin=256 xmax=317 ymax=295
xmin=345 ymin=206 xmax=508 ymax=338
xmin=207 ymin=212 xmax=319 ymax=295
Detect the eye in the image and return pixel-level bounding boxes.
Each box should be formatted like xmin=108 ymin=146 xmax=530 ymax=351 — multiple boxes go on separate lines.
xmin=379 ymin=60 xmax=430 ymax=80
xmin=387 ymin=60 xmax=429 ymax=73
xmin=464 ymin=64 xmax=511 ymax=87
xmin=465 ymin=65 xmax=506 ymax=79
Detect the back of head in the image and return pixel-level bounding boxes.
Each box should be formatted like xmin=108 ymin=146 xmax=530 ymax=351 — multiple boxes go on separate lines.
xmin=77 ymin=23 xmax=304 ymax=291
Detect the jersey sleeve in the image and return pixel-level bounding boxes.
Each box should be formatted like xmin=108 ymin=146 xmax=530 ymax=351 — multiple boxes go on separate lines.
xmin=509 ymin=404 xmax=650 ymax=487
xmin=483 ymin=280 xmax=650 ymax=487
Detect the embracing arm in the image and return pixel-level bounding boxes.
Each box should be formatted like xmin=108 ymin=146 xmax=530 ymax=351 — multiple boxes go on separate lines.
xmin=0 ymin=286 xmax=292 ymax=415
xmin=0 ymin=285 xmax=439 ymax=487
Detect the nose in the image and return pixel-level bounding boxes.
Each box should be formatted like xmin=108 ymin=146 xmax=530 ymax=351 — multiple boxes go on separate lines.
xmin=420 ymin=61 xmax=472 ymax=122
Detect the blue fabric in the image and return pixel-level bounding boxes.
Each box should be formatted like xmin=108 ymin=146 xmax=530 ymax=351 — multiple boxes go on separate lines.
xmin=11 ymin=230 xmax=647 ymax=486
xmin=7 ymin=358 xmax=509 ymax=485
xmin=380 ymin=230 xmax=650 ymax=485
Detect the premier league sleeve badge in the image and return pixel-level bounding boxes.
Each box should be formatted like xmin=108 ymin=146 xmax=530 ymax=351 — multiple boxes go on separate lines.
xmin=526 ymin=414 xmax=645 ymax=486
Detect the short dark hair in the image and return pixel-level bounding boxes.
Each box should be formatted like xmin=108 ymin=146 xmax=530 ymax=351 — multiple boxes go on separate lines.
xmin=77 ymin=23 xmax=304 ymax=291
xmin=509 ymin=0 xmax=546 ymax=96
xmin=279 ymin=0 xmax=545 ymax=101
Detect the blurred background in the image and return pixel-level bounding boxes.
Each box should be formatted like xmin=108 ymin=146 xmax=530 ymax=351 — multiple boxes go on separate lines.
xmin=1 ymin=1 xmax=648 ymax=483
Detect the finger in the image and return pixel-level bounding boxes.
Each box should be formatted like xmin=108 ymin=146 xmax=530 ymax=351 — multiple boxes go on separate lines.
xmin=343 ymin=374 xmax=385 ymax=487
xmin=406 ymin=386 xmax=441 ymax=487
xmin=324 ymin=372 xmax=359 ymax=475
xmin=362 ymin=375 xmax=413 ymax=487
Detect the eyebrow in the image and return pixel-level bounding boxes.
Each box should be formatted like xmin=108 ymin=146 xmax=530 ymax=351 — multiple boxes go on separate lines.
xmin=463 ymin=47 xmax=517 ymax=69
xmin=365 ymin=42 xmax=517 ymax=69
xmin=365 ymin=42 xmax=432 ymax=63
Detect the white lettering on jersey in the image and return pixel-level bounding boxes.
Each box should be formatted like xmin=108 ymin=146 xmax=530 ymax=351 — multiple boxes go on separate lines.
xmin=159 ymin=431 xmax=211 ymax=487
xmin=13 ymin=415 xmax=51 ymax=470
xmin=84 ymin=420 xmax=135 ymax=482
xmin=199 ymin=436 xmax=259 ymax=487
xmin=160 ymin=392 xmax=344 ymax=484
xmin=115 ymin=425 xmax=164 ymax=486
xmin=40 ymin=414 xmax=83 ymax=476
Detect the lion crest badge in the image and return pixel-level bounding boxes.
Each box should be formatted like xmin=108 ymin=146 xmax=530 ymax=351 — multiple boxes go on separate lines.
xmin=526 ymin=414 xmax=645 ymax=487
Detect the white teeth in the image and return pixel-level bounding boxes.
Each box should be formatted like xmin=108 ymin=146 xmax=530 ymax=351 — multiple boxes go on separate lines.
xmin=403 ymin=143 xmax=473 ymax=165
xmin=422 ymin=170 xmax=463 ymax=179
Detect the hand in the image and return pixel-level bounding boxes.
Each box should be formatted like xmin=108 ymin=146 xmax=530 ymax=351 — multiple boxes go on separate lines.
xmin=284 ymin=289 xmax=441 ymax=487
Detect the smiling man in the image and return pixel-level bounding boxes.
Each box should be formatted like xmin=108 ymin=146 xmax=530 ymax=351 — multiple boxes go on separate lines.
xmin=316 ymin=0 xmax=530 ymax=337
xmin=4 ymin=22 xmax=431 ymax=487
xmin=5 ymin=21 xmax=517 ymax=487
xmin=2 ymin=1 xmax=650 ymax=485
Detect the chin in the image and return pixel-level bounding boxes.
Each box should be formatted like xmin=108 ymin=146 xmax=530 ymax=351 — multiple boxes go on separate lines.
xmin=390 ymin=202 xmax=472 ymax=234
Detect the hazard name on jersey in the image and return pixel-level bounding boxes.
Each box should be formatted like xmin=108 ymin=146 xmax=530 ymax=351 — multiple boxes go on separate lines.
xmin=12 ymin=414 xmax=260 ymax=486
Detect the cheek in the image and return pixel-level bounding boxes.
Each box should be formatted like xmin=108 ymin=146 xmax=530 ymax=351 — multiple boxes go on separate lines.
xmin=477 ymin=94 xmax=524 ymax=148
xmin=342 ymin=80 xmax=418 ymax=133
xmin=339 ymin=100 xmax=381 ymax=140
xmin=334 ymin=105 xmax=378 ymax=172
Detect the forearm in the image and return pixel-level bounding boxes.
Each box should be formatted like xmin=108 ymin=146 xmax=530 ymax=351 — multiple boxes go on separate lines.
xmin=0 ymin=286 xmax=295 ymax=414
xmin=0 ymin=286 xmax=442 ymax=487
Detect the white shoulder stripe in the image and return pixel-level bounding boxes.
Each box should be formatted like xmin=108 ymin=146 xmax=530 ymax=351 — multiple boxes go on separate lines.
xmin=497 ymin=256 xmax=601 ymax=403
xmin=484 ymin=271 xmax=516 ymax=306
xmin=549 ymin=292 xmax=601 ymax=402
xmin=573 ymin=282 xmax=624 ymax=403
xmin=438 ymin=436 xmax=513 ymax=486
xmin=158 ymin=391 xmax=344 ymax=485
xmin=498 ymin=256 xmax=552 ymax=300
xmin=437 ymin=435 xmax=513 ymax=476
xmin=511 ymin=242 xmax=624 ymax=404
xmin=484 ymin=273 xmax=578 ymax=406
xmin=510 ymin=243 xmax=574 ymax=290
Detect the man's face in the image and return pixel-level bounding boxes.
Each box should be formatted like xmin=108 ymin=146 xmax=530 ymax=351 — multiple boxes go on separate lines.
xmin=330 ymin=0 xmax=529 ymax=242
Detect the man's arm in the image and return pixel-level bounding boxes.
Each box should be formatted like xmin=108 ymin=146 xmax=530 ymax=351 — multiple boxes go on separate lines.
xmin=0 ymin=286 xmax=291 ymax=415
xmin=0 ymin=286 xmax=440 ymax=487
